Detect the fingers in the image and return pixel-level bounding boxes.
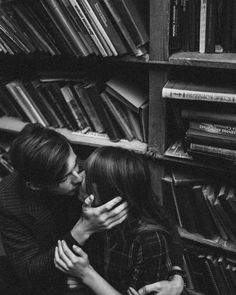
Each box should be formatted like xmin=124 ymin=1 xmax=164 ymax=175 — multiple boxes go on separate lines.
xmin=99 ymin=196 xmax=123 ymax=212
xmin=58 ymin=241 xmax=73 ymax=266
xmin=106 ymin=211 xmax=128 ymax=229
xmin=54 ymin=246 xmax=68 ymax=272
xmin=72 ymin=245 xmax=88 ymax=260
xmin=127 ymin=287 xmax=139 ymax=295
xmin=82 ymin=195 xmax=94 ymax=208
xmin=138 ymin=283 xmax=161 ymax=295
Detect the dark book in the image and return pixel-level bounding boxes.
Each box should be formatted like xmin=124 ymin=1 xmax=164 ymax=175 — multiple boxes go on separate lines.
xmin=171 ymin=168 xmax=211 ymax=186
xmin=101 ymin=91 xmax=134 ymax=141
xmin=49 ymin=82 xmax=79 ymax=130
xmin=6 ymin=80 xmax=48 ymax=126
xmin=68 ymin=0 xmax=108 ymax=57
xmin=185 ymin=128 xmax=236 ymax=150
xmin=189 ymin=185 xmax=219 ymax=239
xmin=125 ymin=108 xmax=143 ymax=142
xmin=84 ymin=85 xmax=123 ymax=141
xmin=202 ymin=185 xmax=229 ymax=241
xmin=105 ymin=76 xmax=148 ymax=141
xmin=73 ymin=82 xmax=105 ymax=133
xmin=77 ymin=0 xmax=114 ymax=56
xmin=86 ymin=0 xmax=127 ymax=55
xmin=60 ymin=84 xmax=91 ymax=132
xmin=169 ymin=0 xmax=182 ymax=52
xmin=11 ymin=1 xmax=58 ymax=55
xmin=111 ymin=0 xmax=148 ymax=47
xmin=217 ymin=257 xmax=234 ymax=295
xmin=189 ymin=121 xmax=236 ymax=136
xmin=60 ymin=0 xmax=94 ymax=55
xmin=102 ymin=0 xmax=146 ymax=56
xmin=205 ymin=255 xmax=226 ymax=295
xmin=214 ymin=190 xmax=236 ymax=243
xmin=161 ymin=174 xmax=182 ymax=226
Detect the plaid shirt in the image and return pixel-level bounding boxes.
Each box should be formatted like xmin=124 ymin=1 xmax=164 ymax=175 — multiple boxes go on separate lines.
xmin=86 ymin=216 xmax=172 ymax=294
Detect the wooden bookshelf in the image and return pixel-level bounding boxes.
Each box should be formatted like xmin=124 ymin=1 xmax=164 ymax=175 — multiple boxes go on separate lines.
xmin=0 ymin=116 xmax=147 ymax=153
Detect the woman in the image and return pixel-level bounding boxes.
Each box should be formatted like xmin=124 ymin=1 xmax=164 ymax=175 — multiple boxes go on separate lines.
xmin=54 ymin=146 xmax=176 ymax=295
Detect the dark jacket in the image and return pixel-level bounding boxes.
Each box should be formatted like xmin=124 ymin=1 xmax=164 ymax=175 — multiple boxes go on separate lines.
xmin=0 ymin=172 xmax=81 ymax=295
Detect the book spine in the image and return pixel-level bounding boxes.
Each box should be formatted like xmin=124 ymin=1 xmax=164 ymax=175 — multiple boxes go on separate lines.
xmin=79 ymin=0 xmax=117 ymax=55
xmin=163 ymin=87 xmax=236 ymax=103
xmin=190 ymin=143 xmax=236 ymax=159
xmin=68 ymin=0 xmax=108 ymax=57
xmin=189 ymin=122 xmax=236 ymax=136
xmin=103 ymin=0 xmax=144 ymax=56
xmin=199 ymin=0 xmax=207 ymax=53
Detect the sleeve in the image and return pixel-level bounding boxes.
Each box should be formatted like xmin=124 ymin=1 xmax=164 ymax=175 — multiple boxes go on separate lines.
xmin=0 ymin=208 xmax=79 ymax=292
xmin=129 ymin=231 xmax=171 ymax=291
xmin=168 ymin=224 xmax=184 ymax=269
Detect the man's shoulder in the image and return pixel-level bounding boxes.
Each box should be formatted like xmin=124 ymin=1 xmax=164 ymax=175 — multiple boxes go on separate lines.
xmin=0 ymin=172 xmax=21 ymax=207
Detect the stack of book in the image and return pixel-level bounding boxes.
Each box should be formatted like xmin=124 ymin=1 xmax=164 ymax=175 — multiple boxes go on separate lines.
xmin=169 ymin=0 xmax=236 ymax=54
xmin=162 ymin=79 xmax=236 ymax=165
xmin=183 ymin=248 xmax=236 ymax=295
xmin=162 ymin=170 xmax=236 ymax=243
xmin=0 ymin=0 xmax=148 ymax=57
xmin=0 ymin=75 xmax=149 ymax=143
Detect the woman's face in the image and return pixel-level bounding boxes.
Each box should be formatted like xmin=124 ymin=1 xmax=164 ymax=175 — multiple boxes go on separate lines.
xmin=78 ymin=172 xmax=101 ymax=206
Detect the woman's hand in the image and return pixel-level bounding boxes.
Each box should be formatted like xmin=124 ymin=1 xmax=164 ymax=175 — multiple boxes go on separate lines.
xmin=138 ymin=275 xmax=184 ymax=295
xmin=54 ymin=240 xmax=92 ymax=280
xmin=71 ymin=195 xmax=128 ymax=245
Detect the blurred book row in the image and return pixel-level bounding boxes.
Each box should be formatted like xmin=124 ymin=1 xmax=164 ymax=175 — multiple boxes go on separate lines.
xmin=0 ymin=75 xmax=149 ymax=143
xmin=0 ymin=0 xmax=148 ymax=57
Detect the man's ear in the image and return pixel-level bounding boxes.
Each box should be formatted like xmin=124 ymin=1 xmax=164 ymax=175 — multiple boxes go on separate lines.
xmin=25 ymin=181 xmax=41 ymax=191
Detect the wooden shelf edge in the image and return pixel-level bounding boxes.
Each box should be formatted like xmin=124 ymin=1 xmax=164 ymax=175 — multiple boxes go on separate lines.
xmin=178 ymin=228 xmax=236 ymax=254
xmin=169 ymin=52 xmax=236 ymax=69
xmin=0 ymin=117 xmax=147 ymax=153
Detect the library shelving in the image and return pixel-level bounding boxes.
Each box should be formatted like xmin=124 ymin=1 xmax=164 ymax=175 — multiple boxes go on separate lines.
xmin=1 ymin=1 xmax=236 ymax=294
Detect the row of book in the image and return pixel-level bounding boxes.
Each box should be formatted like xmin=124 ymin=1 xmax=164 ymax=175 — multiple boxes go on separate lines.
xmin=163 ymin=170 xmax=236 ymax=244
xmin=183 ymin=248 xmax=236 ymax=295
xmin=162 ymin=79 xmax=236 ymax=164
xmin=170 ymin=0 xmax=236 ymax=54
xmin=0 ymin=75 xmax=149 ymax=143
xmin=0 ymin=0 xmax=148 ymax=58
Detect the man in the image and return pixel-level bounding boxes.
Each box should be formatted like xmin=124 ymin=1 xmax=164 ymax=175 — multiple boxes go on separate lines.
xmin=0 ymin=123 xmax=184 ymax=295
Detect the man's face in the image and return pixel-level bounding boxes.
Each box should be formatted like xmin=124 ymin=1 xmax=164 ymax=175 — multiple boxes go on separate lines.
xmin=47 ymin=147 xmax=84 ymax=196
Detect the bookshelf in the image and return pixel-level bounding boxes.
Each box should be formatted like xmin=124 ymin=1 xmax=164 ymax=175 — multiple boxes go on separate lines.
xmin=0 ymin=0 xmax=236 ymax=294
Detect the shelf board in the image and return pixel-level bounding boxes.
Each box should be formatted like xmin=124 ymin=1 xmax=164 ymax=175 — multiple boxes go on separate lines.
xmin=169 ymin=52 xmax=236 ymax=69
xmin=0 ymin=117 xmax=147 ymax=153
xmin=179 ymin=228 xmax=236 ymax=254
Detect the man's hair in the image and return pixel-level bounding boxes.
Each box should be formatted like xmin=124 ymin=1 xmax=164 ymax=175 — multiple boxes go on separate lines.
xmin=10 ymin=123 xmax=71 ymax=187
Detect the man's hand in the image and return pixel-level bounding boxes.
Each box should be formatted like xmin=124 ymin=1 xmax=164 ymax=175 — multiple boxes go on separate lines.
xmin=71 ymin=195 xmax=128 ymax=244
xmin=138 ymin=275 xmax=184 ymax=295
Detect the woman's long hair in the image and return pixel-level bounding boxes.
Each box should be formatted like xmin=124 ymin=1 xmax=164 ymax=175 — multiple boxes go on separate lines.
xmin=84 ymin=146 xmax=172 ymax=233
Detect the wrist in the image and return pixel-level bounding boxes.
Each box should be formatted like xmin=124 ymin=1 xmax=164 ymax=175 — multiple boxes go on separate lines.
xmin=71 ymin=218 xmax=92 ymax=245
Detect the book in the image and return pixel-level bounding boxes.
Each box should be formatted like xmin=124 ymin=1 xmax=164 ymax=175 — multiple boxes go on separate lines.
xmin=189 ymin=143 xmax=236 ymax=161
xmin=68 ymin=0 xmax=108 ymax=57
xmin=102 ymin=0 xmax=146 ymax=56
xmin=77 ymin=0 xmax=116 ymax=56
xmin=162 ymin=80 xmax=236 ymax=103
xmin=185 ymin=128 xmax=236 ymax=150
xmin=73 ymin=82 xmax=105 ymax=133
xmin=86 ymin=0 xmax=127 ymax=55
xmin=105 ymin=76 xmax=148 ymax=141
xmin=199 ymin=0 xmax=216 ymax=53
xmin=169 ymin=0 xmax=182 ymax=52
xmin=189 ymin=122 xmax=236 ymax=136
xmin=6 ymin=80 xmax=48 ymax=126
xmin=60 ymin=84 xmax=91 ymax=132
xmin=182 ymin=108 xmax=236 ymax=126
xmin=44 ymin=0 xmax=88 ymax=57
xmin=202 ymin=185 xmax=229 ymax=241
xmin=111 ymin=0 xmax=148 ymax=47
xmin=100 ymin=91 xmax=134 ymax=141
